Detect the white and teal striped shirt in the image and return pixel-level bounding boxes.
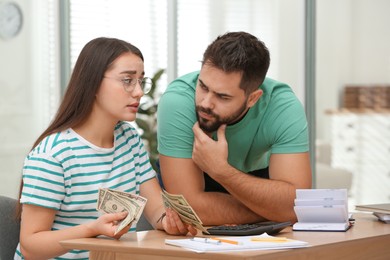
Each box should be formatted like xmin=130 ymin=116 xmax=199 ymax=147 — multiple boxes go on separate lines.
xmin=15 ymin=121 xmax=156 ymax=260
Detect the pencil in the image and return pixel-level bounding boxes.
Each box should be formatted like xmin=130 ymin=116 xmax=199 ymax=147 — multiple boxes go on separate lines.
xmin=251 ymin=237 xmax=288 ymax=242
xmin=210 ymin=237 xmax=240 ymax=245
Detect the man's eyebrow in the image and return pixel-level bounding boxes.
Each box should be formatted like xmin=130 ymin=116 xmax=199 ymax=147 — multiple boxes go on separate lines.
xmin=198 ymin=79 xmax=233 ymax=98
xmin=198 ymin=78 xmax=208 ymax=87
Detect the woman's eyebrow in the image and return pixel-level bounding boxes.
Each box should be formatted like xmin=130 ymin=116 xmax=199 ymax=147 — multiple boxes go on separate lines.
xmin=119 ymin=70 xmax=137 ymax=75
xmin=118 ymin=70 xmax=145 ymax=76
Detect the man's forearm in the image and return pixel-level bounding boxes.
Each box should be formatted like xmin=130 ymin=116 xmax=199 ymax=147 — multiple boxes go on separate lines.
xmin=190 ymin=191 xmax=265 ymax=225
xmin=215 ymin=166 xmax=298 ymax=223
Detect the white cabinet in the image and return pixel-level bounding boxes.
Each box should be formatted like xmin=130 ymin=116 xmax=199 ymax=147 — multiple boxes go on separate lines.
xmin=329 ymin=111 xmax=390 ymax=205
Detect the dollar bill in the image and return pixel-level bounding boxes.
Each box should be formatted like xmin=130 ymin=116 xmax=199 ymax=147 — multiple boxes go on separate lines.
xmin=162 ymin=194 xmax=199 ymax=222
xmin=97 ymin=188 xmax=147 ymax=234
xmin=97 ymin=188 xmax=107 ymax=210
xmin=161 ymin=189 xmax=209 ymax=234
xmin=107 ymin=189 xmax=147 ymax=223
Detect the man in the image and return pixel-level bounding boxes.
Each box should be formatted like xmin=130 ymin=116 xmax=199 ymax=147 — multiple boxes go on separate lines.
xmin=157 ymin=31 xmax=312 ymax=225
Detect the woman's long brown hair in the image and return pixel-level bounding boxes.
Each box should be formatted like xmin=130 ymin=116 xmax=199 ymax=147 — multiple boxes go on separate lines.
xmin=16 ymin=37 xmax=144 ymax=219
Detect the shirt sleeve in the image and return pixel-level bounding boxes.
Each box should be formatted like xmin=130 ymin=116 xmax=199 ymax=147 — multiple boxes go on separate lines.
xmin=120 ymin=122 xmax=157 ymax=185
xmin=265 ymin=87 xmax=309 ymax=154
xmin=20 ymin=152 xmax=65 ymax=210
xmin=136 ymin=136 xmax=157 ymax=184
xmin=157 ymin=83 xmax=197 ymax=158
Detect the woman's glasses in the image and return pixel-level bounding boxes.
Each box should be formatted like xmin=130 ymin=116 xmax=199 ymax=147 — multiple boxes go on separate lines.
xmin=104 ymin=76 xmax=153 ymax=94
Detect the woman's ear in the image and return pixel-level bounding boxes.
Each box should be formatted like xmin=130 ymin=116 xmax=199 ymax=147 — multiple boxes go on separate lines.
xmin=247 ymin=89 xmax=263 ymax=108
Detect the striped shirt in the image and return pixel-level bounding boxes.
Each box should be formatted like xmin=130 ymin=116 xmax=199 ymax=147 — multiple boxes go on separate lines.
xmin=14 ymin=121 xmax=156 ymax=260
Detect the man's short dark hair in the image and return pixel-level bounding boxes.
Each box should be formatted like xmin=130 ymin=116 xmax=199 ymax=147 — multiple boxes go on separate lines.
xmin=202 ymin=31 xmax=270 ymax=94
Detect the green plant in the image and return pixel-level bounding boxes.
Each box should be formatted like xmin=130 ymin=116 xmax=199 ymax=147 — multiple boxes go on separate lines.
xmin=136 ymin=68 xmax=165 ymax=171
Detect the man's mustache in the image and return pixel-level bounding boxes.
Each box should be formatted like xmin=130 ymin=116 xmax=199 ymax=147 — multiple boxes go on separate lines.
xmin=196 ymin=106 xmax=217 ymax=117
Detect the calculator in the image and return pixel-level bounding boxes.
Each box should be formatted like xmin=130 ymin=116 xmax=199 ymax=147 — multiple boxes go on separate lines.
xmin=205 ymin=221 xmax=291 ymax=236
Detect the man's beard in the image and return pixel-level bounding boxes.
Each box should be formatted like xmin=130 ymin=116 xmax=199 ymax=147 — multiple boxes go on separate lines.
xmin=196 ymin=100 xmax=248 ymax=133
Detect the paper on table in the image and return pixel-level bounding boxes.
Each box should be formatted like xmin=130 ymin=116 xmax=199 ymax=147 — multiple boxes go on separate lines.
xmin=296 ymin=189 xmax=348 ymax=200
xmin=373 ymin=212 xmax=390 ymax=224
xmin=294 ymin=199 xmax=346 ymax=207
xmin=355 ymin=203 xmax=390 ymax=214
xmin=294 ymin=205 xmax=349 ymax=223
xmin=165 ymin=233 xmax=309 ymax=253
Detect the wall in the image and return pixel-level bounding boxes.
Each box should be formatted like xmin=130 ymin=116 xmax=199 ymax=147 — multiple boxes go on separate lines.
xmin=316 ymin=0 xmax=390 ymax=142
xmin=0 ymin=0 xmax=58 ymax=198
xmin=277 ymin=0 xmax=305 ymax=103
xmin=0 ymin=0 xmax=33 ymax=198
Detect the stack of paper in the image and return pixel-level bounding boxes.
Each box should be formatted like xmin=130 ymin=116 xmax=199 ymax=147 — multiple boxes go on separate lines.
xmin=355 ymin=203 xmax=390 ymax=224
xmin=165 ymin=233 xmax=308 ymax=253
xmin=293 ymin=189 xmax=351 ymax=231
xmin=373 ymin=213 xmax=390 ymax=224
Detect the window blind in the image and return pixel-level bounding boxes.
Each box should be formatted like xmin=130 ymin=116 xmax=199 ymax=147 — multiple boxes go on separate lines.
xmin=69 ymin=0 xmax=167 ymax=83
xmin=68 ymin=0 xmax=278 ymax=92
xmin=31 ymin=0 xmax=60 ymax=129
xmin=176 ymin=0 xmax=278 ymax=78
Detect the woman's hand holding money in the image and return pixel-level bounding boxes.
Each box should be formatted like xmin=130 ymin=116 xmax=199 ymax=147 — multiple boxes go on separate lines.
xmin=86 ymin=211 xmax=130 ymax=239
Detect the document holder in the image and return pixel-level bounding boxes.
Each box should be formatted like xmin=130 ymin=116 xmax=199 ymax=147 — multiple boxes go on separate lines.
xmin=293 ymin=189 xmax=351 ymax=231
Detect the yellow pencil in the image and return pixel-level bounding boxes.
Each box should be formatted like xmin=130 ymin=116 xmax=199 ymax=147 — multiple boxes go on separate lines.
xmin=210 ymin=237 xmax=240 ymax=245
xmin=251 ymin=237 xmax=288 ymax=242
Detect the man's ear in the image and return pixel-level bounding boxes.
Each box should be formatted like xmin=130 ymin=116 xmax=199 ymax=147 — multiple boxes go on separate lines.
xmin=247 ymin=89 xmax=263 ymax=108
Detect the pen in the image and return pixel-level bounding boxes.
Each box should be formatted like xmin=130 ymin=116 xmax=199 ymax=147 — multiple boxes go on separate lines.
xmin=191 ymin=237 xmax=221 ymax=245
xmin=210 ymin=237 xmax=240 ymax=245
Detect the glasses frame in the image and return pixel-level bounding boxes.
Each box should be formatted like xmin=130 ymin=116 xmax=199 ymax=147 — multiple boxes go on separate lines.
xmin=104 ymin=76 xmax=153 ymax=94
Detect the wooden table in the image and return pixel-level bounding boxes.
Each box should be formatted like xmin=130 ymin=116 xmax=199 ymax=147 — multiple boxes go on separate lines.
xmin=60 ymin=213 xmax=390 ymax=260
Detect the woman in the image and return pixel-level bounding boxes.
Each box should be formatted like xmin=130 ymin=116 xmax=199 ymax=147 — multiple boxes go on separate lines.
xmin=15 ymin=37 xmax=196 ymax=260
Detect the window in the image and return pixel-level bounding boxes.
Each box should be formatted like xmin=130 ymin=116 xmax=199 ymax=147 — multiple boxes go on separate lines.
xmin=176 ymin=0 xmax=278 ymax=78
xmin=69 ymin=0 xmax=167 ymax=85
xmin=0 ymin=0 xmax=305 ymax=198
xmin=68 ymin=0 xmax=280 ymax=93
xmin=33 ymin=0 xmax=61 ymax=130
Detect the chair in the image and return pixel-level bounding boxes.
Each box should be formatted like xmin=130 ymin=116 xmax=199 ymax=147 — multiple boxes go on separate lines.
xmin=316 ymin=163 xmax=353 ymax=190
xmin=315 ymin=141 xmax=353 ymax=192
xmin=136 ymin=214 xmax=153 ymax=231
xmin=0 ymin=195 xmax=20 ymax=260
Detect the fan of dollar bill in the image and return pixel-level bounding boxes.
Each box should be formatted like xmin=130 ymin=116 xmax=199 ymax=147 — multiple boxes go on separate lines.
xmin=96 ymin=188 xmax=147 ymax=235
xmin=161 ymin=189 xmax=209 ymax=234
